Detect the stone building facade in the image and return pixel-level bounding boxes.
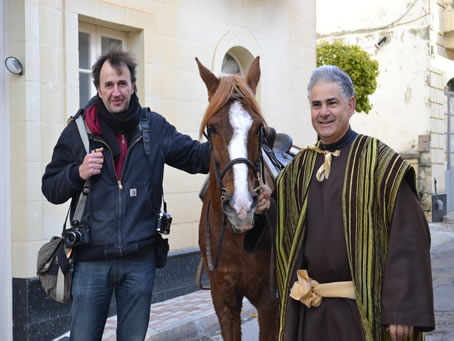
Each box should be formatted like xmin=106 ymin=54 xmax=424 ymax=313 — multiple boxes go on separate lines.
xmin=316 ymin=0 xmax=454 ymax=217
xmin=0 ymin=0 xmax=316 ymax=339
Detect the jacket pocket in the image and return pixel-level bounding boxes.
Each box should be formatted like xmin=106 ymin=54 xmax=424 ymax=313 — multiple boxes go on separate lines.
xmin=123 ymin=183 xmax=158 ymax=243
xmin=88 ymin=183 xmax=118 ymax=245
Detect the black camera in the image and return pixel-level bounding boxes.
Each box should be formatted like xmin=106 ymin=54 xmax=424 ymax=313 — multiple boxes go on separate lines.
xmin=63 ymin=221 xmax=92 ymax=248
xmin=156 ymin=210 xmax=172 ymax=235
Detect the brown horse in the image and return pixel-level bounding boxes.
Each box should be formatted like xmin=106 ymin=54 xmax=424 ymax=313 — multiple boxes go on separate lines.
xmin=196 ymin=56 xmax=279 ymax=341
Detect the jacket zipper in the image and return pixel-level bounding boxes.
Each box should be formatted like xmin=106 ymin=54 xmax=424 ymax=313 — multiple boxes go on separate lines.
xmin=118 ymin=135 xmax=126 ymax=190
xmin=93 ymin=135 xmax=143 ymax=188
xmin=93 ymin=135 xmax=143 ymax=255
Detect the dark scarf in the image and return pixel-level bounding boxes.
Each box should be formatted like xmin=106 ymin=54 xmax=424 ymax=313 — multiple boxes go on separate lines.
xmin=96 ymin=93 xmax=141 ymax=158
xmin=320 ymin=126 xmax=358 ymax=152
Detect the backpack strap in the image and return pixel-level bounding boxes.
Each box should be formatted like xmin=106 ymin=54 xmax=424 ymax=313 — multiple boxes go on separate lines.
xmin=139 ymin=108 xmax=171 ymax=227
xmin=140 ymin=107 xmax=151 ymax=156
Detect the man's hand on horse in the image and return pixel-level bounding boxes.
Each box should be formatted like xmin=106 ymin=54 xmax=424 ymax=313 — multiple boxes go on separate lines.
xmin=255 ymin=184 xmax=272 ymax=214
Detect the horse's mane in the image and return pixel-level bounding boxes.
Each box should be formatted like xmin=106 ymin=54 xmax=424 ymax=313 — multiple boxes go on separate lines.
xmin=199 ymin=75 xmax=266 ymax=138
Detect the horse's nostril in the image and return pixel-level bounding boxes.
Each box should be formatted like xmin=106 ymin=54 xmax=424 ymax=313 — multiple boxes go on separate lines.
xmin=222 ymin=198 xmax=232 ymax=212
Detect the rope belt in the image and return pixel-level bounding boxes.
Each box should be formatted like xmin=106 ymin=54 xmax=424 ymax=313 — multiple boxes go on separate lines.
xmin=306 ymin=146 xmax=340 ymax=182
xmin=289 ymin=270 xmax=355 ymax=308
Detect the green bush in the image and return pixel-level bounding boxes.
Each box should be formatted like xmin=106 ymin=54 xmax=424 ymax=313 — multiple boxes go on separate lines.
xmin=317 ymin=41 xmax=379 ymax=114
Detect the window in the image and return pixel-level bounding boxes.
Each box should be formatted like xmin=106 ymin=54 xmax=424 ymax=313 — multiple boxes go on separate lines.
xmin=222 ymin=52 xmax=242 ymax=76
xmin=78 ymin=31 xmax=92 ymax=108
xmin=78 ymin=22 xmax=127 ymax=107
xmin=448 ymin=78 xmax=454 ymax=92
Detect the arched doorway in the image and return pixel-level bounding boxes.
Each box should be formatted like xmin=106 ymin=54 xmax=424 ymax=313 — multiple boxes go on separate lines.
xmin=212 ymin=29 xmax=262 ymax=103
xmin=219 ymin=45 xmax=261 ymax=103
xmin=222 ymin=51 xmax=242 ymax=75
xmin=221 ymin=46 xmax=255 ymax=77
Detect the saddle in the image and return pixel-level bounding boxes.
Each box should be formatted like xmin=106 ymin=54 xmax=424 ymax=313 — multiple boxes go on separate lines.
xmin=261 ymin=127 xmax=297 ymax=180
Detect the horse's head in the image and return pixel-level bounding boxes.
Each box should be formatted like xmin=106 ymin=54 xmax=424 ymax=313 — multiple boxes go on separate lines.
xmin=196 ymin=56 xmax=265 ymax=233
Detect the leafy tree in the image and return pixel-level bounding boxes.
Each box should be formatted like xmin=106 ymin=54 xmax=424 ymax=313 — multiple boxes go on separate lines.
xmin=317 ymin=41 xmax=379 ymax=114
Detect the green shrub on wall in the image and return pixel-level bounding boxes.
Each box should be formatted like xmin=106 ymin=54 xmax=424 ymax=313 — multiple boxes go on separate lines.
xmin=317 ymin=41 xmax=379 ymax=114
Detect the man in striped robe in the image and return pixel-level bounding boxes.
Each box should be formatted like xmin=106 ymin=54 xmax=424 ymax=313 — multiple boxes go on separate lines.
xmin=275 ymin=65 xmax=435 ymax=341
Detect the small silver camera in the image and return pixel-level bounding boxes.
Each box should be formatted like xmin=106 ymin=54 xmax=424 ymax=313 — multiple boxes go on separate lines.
xmin=156 ymin=210 xmax=172 ymax=235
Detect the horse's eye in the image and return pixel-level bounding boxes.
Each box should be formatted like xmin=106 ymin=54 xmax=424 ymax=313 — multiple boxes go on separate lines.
xmin=208 ymin=125 xmax=217 ymax=136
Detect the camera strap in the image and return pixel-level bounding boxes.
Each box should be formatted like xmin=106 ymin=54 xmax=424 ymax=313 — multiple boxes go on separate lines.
xmin=61 ymin=206 xmax=71 ymax=234
xmin=70 ymin=116 xmax=91 ymax=229
xmin=75 ymin=115 xmax=90 ymax=153
xmin=162 ymin=193 xmax=168 ymax=213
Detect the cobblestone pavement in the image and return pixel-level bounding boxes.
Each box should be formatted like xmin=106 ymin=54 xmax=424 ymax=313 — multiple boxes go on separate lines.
xmin=426 ymin=212 xmax=454 ymax=341
xmin=56 ymin=290 xmax=219 ymax=340
xmin=55 ymin=212 xmax=454 ymax=341
xmin=54 ymin=290 xmax=255 ymax=341
xmin=203 ymin=212 xmax=454 ymax=341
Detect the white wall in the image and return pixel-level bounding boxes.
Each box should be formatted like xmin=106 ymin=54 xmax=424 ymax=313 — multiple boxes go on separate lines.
xmin=0 ymin=0 xmax=13 ymax=338
xmin=348 ymin=26 xmax=431 ymax=152
xmin=316 ymin=0 xmax=432 ymax=152
xmin=317 ymin=0 xmax=428 ymax=36
xmin=9 ymin=0 xmax=316 ymax=278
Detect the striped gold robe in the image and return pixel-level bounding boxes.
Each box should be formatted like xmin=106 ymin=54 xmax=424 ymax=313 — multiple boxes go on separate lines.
xmin=276 ymin=135 xmax=432 ymax=341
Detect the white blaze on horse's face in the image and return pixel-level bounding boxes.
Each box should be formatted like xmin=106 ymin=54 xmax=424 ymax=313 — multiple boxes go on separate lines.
xmin=227 ymin=100 xmax=255 ymax=226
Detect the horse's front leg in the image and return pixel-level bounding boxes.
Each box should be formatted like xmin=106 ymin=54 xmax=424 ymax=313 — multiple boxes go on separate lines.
xmin=255 ymin=297 xmax=279 ymax=341
xmin=246 ymin=271 xmax=280 ymax=341
xmin=210 ymin=272 xmax=243 ymax=341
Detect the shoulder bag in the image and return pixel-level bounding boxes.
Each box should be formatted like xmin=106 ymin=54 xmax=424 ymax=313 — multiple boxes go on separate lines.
xmin=37 ymin=114 xmax=90 ymax=303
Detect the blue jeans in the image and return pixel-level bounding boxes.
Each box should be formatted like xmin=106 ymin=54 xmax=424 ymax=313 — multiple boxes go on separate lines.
xmin=69 ymin=256 xmax=156 ymax=341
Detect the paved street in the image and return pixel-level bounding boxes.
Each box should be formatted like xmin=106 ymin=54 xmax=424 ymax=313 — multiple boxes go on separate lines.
xmin=198 ymin=315 xmax=258 ymax=341
xmin=202 ymin=212 xmax=454 ymax=341
xmin=54 ymin=212 xmax=454 ymax=341
xmin=425 ymin=213 xmax=454 ymax=341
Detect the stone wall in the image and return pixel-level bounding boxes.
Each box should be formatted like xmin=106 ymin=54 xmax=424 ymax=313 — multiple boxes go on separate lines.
xmin=5 ymin=0 xmax=317 ymax=338
xmin=401 ymin=149 xmax=433 ymax=219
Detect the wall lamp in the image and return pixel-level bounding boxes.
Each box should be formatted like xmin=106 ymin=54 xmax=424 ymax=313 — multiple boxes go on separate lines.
xmin=375 ymin=37 xmax=387 ymax=49
xmin=4 ymin=56 xmax=24 ymax=75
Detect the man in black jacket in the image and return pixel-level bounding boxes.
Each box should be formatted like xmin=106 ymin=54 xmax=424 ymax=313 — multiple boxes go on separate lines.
xmin=42 ymin=48 xmax=210 ymax=340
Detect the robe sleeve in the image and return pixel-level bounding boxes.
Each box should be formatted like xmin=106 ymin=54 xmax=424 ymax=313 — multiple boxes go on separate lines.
xmin=381 ymin=178 xmax=435 ymax=331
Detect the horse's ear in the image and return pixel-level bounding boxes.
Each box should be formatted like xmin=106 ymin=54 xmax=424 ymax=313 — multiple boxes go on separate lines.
xmin=195 ymin=57 xmax=220 ymax=99
xmin=246 ymin=56 xmax=261 ymax=94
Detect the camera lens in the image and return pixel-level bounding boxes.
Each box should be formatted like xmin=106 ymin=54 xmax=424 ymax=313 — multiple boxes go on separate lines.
xmin=67 ymin=231 xmax=81 ymax=244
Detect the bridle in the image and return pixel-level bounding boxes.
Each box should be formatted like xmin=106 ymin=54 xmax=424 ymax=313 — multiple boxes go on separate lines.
xmin=206 ymin=126 xmax=265 ymax=196
xmin=199 ymin=94 xmax=279 ymax=299
xmin=205 ymin=93 xmax=266 ymax=196
xmin=203 ymin=94 xmax=266 ymax=271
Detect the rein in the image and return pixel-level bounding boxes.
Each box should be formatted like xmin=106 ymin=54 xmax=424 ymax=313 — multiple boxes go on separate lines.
xmin=204 ymin=200 xmax=226 ymax=271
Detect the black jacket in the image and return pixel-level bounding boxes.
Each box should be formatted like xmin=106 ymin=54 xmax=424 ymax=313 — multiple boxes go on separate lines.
xmin=42 ymin=105 xmax=209 ymax=260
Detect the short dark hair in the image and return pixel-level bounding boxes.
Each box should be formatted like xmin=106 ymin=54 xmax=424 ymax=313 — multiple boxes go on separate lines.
xmin=92 ymin=48 xmax=137 ymax=92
